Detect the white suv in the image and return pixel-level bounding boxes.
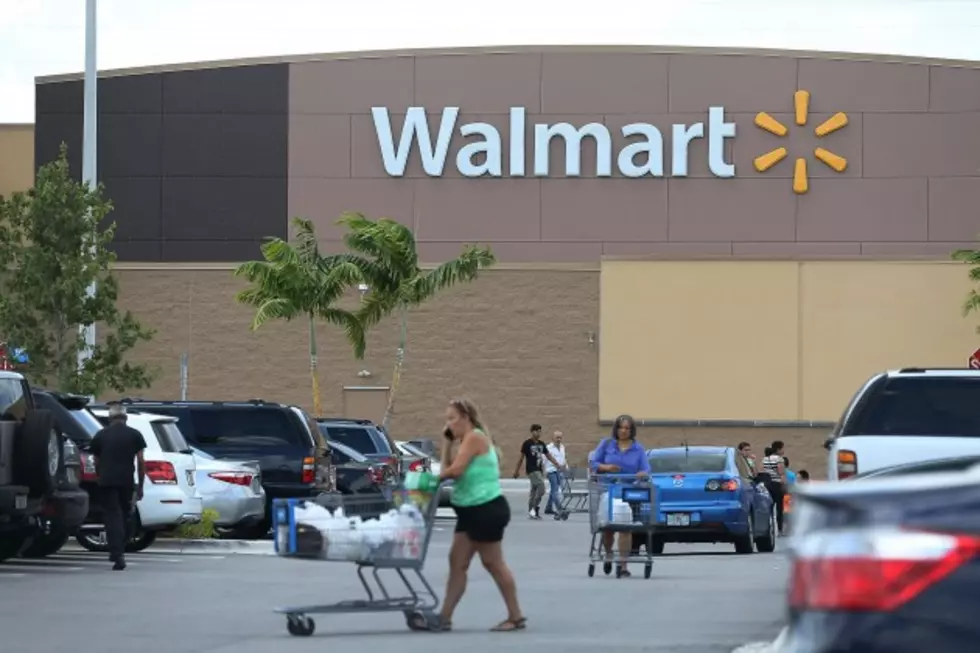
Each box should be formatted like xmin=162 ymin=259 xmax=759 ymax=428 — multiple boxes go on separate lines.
xmin=76 ymin=410 xmax=202 ymax=552
xmin=825 ymin=368 xmax=980 ymax=481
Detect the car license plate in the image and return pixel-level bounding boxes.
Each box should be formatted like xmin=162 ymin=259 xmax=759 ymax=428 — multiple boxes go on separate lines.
xmin=667 ymin=513 xmax=691 ymax=527
xmin=14 ymin=495 xmax=26 ymax=510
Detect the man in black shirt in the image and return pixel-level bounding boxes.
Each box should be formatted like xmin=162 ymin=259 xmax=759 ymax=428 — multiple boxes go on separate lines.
xmin=513 ymin=424 xmax=560 ymax=520
xmin=90 ymin=404 xmax=147 ymax=570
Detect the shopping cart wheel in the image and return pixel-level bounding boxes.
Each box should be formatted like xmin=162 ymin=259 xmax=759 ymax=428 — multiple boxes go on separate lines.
xmin=587 ymin=563 xmax=595 ymax=577
xmin=643 ymin=563 xmax=653 ymax=579
xmin=286 ymin=615 xmax=315 ymax=637
xmin=405 ymin=610 xmax=433 ymax=631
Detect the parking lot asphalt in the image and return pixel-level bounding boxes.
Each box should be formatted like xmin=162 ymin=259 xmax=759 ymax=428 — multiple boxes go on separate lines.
xmin=0 ymin=513 xmax=786 ymax=653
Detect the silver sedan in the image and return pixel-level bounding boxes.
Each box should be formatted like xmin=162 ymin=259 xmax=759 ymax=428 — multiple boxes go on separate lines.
xmin=191 ymin=447 xmax=266 ymax=534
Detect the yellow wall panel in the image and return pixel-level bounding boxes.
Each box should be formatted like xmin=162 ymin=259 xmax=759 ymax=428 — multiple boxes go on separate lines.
xmin=600 ymin=261 xmax=800 ymax=421
xmin=0 ymin=125 xmax=34 ymax=198
xmin=800 ymin=261 xmax=977 ymax=420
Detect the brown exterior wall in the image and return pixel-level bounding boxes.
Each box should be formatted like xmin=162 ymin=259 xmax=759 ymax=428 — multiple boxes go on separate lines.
xmin=0 ymin=124 xmax=34 ymax=198
xmin=110 ymin=267 xmax=603 ymax=465
xmin=285 ymin=47 xmax=980 ymax=263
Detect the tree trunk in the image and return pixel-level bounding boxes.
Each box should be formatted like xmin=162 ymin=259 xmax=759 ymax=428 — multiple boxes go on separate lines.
xmin=309 ymin=313 xmax=323 ymax=417
xmin=381 ymin=308 xmax=407 ymax=431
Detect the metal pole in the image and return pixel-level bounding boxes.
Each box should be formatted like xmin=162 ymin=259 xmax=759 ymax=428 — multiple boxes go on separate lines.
xmin=79 ymin=0 xmax=97 ymax=374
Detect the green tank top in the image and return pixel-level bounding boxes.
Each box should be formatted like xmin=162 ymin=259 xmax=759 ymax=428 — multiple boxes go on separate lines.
xmin=451 ymin=431 xmax=502 ymax=507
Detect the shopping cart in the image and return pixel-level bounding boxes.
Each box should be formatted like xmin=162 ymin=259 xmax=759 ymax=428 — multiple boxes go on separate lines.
xmin=587 ymin=473 xmax=658 ymax=579
xmin=271 ymin=482 xmax=447 ymax=637
xmin=559 ymin=467 xmax=590 ymax=514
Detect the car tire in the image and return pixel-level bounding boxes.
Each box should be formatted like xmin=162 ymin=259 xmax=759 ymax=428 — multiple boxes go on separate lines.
xmin=125 ymin=530 xmax=157 ymax=553
xmin=755 ymin=508 xmax=777 ymax=553
xmin=21 ymin=520 xmax=69 ymax=558
xmin=13 ymin=410 xmax=61 ymax=497
xmin=734 ymin=514 xmax=756 ymax=554
xmin=0 ymin=530 xmax=31 ymax=562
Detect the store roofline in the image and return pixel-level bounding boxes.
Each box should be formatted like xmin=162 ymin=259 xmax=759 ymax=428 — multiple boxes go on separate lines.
xmin=600 ymin=418 xmax=836 ymax=429
xmin=35 ymin=43 xmax=980 ymax=84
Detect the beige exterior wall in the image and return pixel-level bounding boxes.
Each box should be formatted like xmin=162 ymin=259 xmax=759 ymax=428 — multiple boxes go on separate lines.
xmin=0 ymin=124 xmax=34 ymax=198
xmin=601 ymin=260 xmax=978 ymax=423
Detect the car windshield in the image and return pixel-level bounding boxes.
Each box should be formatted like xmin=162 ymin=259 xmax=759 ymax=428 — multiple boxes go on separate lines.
xmin=322 ymin=425 xmax=382 ymax=454
xmin=152 ymin=421 xmax=191 ymax=453
xmin=844 ymin=377 xmax=980 ymax=437
xmin=399 ymin=442 xmax=428 ymax=458
xmin=71 ymin=408 xmax=104 ymax=437
xmin=649 ymin=453 xmax=729 ymax=474
xmin=0 ymin=378 xmax=27 ymax=420
xmin=189 ymin=408 xmax=305 ymax=447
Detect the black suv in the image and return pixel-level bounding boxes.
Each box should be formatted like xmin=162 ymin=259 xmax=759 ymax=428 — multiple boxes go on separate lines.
xmin=0 ymin=372 xmax=88 ymax=561
xmin=114 ymin=399 xmax=335 ymax=538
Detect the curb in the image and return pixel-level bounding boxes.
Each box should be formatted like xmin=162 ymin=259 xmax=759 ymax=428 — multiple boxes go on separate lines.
xmin=152 ymin=539 xmax=275 ymax=555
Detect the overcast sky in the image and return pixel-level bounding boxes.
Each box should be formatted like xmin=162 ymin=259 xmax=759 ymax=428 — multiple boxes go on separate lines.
xmin=1 ymin=0 xmax=977 ymax=123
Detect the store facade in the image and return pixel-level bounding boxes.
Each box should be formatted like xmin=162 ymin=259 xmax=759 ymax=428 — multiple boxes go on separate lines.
xmin=19 ymin=46 xmax=980 ymax=472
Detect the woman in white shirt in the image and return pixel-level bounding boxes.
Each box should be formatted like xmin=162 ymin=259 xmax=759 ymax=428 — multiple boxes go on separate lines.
xmin=543 ymin=431 xmax=568 ymax=519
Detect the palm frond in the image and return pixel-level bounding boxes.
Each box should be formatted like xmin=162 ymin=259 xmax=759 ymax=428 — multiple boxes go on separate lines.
xmin=291 ymin=217 xmax=321 ymax=267
xmin=964 ymin=290 xmax=980 ymax=317
xmin=408 ymin=245 xmax=496 ymax=304
xmin=318 ymin=307 xmax=367 ymax=359
xmin=952 ymin=248 xmax=980 ymax=264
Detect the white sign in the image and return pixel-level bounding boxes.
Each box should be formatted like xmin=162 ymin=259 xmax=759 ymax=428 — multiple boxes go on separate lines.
xmin=371 ymin=106 xmax=736 ymax=179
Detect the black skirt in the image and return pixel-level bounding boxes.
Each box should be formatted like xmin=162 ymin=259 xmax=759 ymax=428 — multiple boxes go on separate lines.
xmin=453 ymin=495 xmax=511 ymax=543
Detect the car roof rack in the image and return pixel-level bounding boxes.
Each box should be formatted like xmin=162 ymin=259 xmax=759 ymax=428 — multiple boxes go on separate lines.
xmin=315 ymin=417 xmax=375 ymax=425
xmin=118 ymin=398 xmax=281 ymax=407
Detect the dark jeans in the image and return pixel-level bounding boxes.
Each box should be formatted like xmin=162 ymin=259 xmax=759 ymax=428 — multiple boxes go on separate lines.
xmin=101 ymin=485 xmax=136 ymax=560
xmin=765 ymin=481 xmax=785 ymax=533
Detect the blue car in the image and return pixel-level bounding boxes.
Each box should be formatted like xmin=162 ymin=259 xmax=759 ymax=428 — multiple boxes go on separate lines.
xmin=632 ymin=446 xmax=776 ymax=555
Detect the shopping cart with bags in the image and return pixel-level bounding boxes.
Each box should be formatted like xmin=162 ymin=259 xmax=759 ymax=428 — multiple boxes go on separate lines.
xmin=587 ymin=473 xmax=658 ymax=579
xmin=271 ymin=473 xmax=448 ymax=636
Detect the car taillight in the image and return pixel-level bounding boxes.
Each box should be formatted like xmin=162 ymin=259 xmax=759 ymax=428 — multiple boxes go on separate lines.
xmin=209 ymin=472 xmax=254 ymax=487
xmin=408 ymin=459 xmax=424 ymax=472
xmin=302 ymin=457 xmax=315 ymax=484
xmin=705 ymin=479 xmax=739 ymax=491
xmin=368 ymin=466 xmax=385 ymax=485
xmin=80 ymin=452 xmax=98 ymax=482
xmin=789 ymin=527 xmax=980 ymax=612
xmin=837 ymin=450 xmax=858 ymax=479
xmin=146 ymin=460 xmax=177 ymax=485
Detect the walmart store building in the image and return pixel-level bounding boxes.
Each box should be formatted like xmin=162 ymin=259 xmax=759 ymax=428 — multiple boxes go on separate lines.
xmin=3 ymin=45 xmax=980 ymax=473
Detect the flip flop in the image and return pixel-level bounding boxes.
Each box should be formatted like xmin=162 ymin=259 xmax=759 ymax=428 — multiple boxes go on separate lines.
xmin=491 ymin=618 xmax=527 ymax=632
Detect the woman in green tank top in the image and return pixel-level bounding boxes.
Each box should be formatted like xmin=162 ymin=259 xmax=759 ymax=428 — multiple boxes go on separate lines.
xmin=415 ymin=398 xmax=526 ymax=633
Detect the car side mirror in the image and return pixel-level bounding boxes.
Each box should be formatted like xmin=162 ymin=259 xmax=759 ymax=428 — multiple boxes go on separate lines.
xmin=823 ymin=435 xmax=835 ymax=451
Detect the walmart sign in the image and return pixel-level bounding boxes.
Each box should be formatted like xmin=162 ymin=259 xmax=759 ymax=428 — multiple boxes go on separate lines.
xmin=371 ymin=106 xmax=736 ymax=178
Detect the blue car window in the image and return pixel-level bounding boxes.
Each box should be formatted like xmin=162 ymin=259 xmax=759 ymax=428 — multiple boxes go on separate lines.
xmin=649 ymin=453 xmax=728 ymax=474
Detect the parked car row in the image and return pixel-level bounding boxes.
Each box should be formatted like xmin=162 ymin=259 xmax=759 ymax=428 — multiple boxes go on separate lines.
xmin=778 ymin=367 xmax=980 ymax=653
xmin=3 ymin=382 xmax=449 ymax=560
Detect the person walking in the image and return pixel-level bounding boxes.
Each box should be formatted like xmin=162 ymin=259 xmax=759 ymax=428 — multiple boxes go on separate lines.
xmin=543 ymin=430 xmax=568 ymax=518
xmin=737 ymin=441 xmax=757 ymax=473
xmin=762 ymin=442 xmax=787 ymax=536
xmin=422 ymin=398 xmax=525 ymax=632
xmin=591 ymin=415 xmax=650 ymax=578
xmin=513 ymin=424 xmax=560 ymax=520
xmin=89 ymin=404 xmax=147 ymax=570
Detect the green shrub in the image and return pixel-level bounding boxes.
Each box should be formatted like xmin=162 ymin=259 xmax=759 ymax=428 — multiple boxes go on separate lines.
xmin=172 ymin=508 xmax=220 ymax=540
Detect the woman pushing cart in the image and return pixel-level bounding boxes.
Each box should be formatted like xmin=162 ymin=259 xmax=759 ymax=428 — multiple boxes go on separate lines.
xmin=588 ymin=414 xmax=658 ymax=579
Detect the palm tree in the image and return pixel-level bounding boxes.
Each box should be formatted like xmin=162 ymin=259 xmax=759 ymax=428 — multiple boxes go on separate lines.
xmin=234 ymin=217 xmax=366 ymax=416
xmin=952 ymin=246 xmax=980 ymax=333
xmin=332 ymin=212 xmax=496 ymax=429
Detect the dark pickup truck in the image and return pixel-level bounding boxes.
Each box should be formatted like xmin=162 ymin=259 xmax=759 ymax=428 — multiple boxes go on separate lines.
xmin=0 ymin=372 xmax=88 ymax=561
xmin=317 ymin=439 xmax=393 ymax=519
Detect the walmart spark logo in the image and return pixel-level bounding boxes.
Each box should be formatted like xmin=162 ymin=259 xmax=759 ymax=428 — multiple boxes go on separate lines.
xmin=753 ymin=90 xmax=848 ymax=194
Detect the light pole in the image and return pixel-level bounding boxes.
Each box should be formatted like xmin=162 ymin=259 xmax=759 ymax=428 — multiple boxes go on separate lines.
xmin=78 ymin=0 xmax=97 ymax=374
